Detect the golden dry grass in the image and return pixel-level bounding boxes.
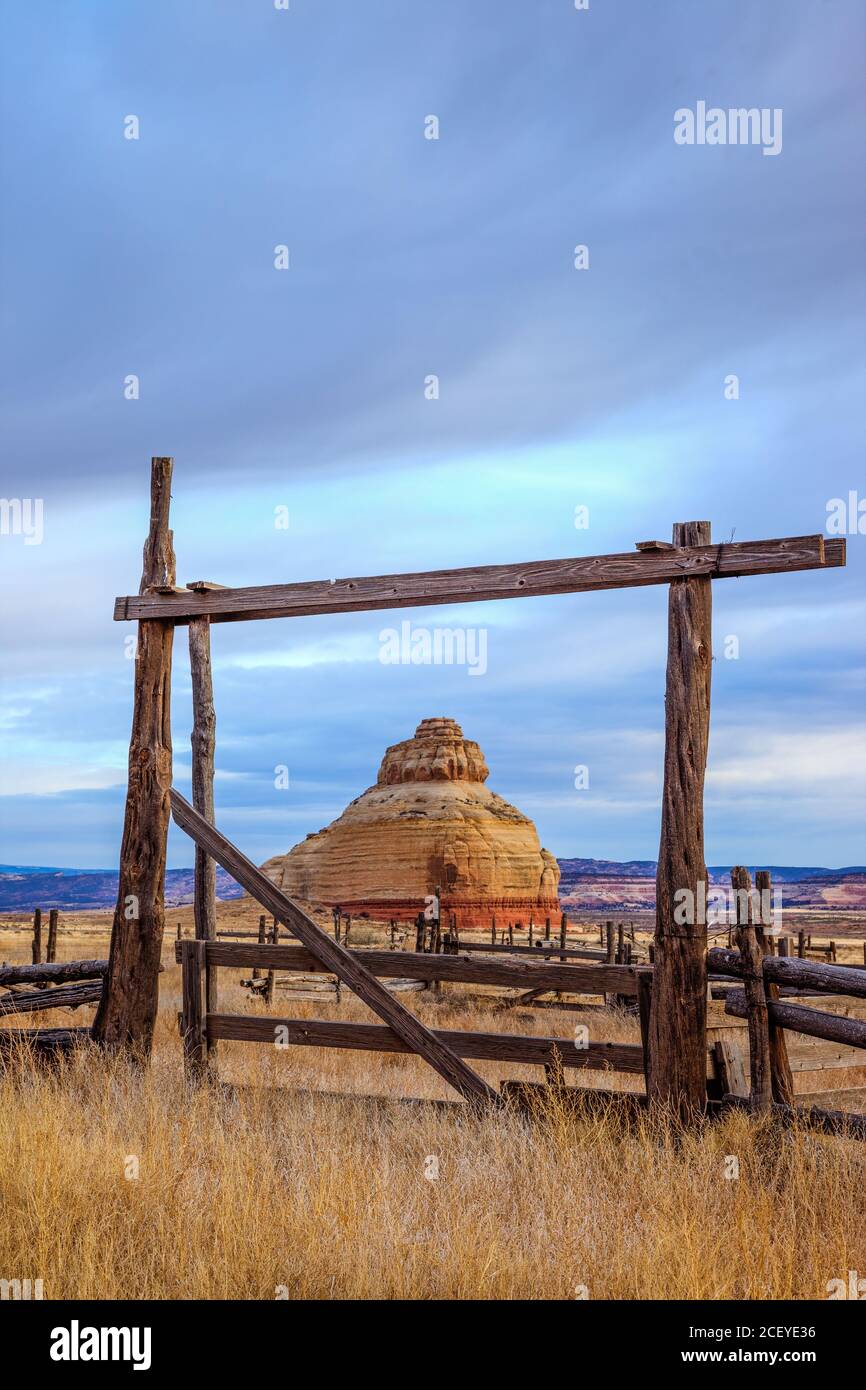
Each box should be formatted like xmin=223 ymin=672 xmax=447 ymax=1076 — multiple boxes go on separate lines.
xmin=1 ymin=913 xmax=865 ymax=1300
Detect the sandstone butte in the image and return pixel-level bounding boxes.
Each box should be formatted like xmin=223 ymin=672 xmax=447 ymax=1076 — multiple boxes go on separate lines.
xmin=262 ymin=717 xmax=561 ymax=930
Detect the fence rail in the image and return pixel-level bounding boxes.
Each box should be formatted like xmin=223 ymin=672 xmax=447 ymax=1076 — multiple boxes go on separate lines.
xmin=175 ymin=938 xmax=639 ymax=996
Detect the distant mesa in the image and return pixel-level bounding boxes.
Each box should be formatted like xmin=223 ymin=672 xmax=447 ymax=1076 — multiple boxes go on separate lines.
xmin=262 ymin=717 xmax=561 ymax=929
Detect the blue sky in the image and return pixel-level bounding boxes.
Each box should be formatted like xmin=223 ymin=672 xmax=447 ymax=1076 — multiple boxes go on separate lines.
xmin=1 ymin=0 xmax=864 ymax=870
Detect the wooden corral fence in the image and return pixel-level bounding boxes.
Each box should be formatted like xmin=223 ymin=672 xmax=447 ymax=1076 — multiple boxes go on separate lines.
xmin=0 ymin=959 xmax=108 ymax=1056
xmin=65 ymin=457 xmax=849 ymax=1121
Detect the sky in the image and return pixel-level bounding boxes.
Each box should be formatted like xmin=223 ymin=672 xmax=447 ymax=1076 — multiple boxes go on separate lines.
xmin=0 ymin=0 xmax=864 ymax=871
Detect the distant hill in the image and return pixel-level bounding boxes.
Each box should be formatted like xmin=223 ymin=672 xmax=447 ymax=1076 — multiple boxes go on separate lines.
xmin=557 ymin=860 xmax=866 ymax=912
xmin=0 ymin=858 xmax=863 ymax=913
xmin=0 ymin=866 xmax=244 ymax=911
xmin=558 ymin=859 xmax=866 ymax=884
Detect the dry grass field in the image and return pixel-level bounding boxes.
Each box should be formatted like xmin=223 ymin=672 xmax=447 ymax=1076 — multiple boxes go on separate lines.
xmin=1 ymin=906 xmax=865 ymax=1300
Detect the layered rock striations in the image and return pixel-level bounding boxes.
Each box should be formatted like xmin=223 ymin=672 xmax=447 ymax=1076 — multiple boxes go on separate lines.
xmin=263 ymin=717 xmax=560 ymax=929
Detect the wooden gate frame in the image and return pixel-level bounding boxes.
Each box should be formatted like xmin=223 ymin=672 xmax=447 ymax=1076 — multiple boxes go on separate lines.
xmin=92 ymin=457 xmax=845 ymax=1116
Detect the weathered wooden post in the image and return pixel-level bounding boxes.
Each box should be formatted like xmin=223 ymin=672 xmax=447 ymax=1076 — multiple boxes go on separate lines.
xmin=265 ymin=918 xmax=279 ymax=1006
xmin=93 ymin=458 xmax=176 ymax=1055
xmin=189 ymin=609 xmax=217 ymax=1047
xmin=181 ymin=937 xmax=207 ymax=1082
xmin=605 ymin=922 xmax=615 ymax=964
xmin=252 ymin=914 xmax=267 ymax=980
xmin=46 ymin=909 xmax=58 ymax=963
xmin=647 ymin=521 xmax=712 ymax=1118
xmin=755 ymin=869 xmax=794 ymax=1106
xmin=560 ymin=913 xmax=568 ymax=962
xmin=637 ymin=969 xmax=653 ymax=1096
xmin=798 ymin=929 xmax=806 ymax=959
xmin=732 ymin=865 xmax=772 ymax=1112
xmin=31 ymin=908 xmax=42 ymax=965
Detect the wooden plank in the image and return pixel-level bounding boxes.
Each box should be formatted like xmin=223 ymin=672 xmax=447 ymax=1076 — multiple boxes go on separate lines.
xmin=114 ymin=534 xmax=841 ymax=625
xmin=724 ymin=992 xmax=866 ymax=1050
xmin=93 ymin=457 xmax=176 ymax=1054
xmin=0 ymin=981 xmax=103 ymax=1017
xmin=451 ymin=941 xmax=607 ymax=961
xmin=189 ymin=614 xmax=218 ymax=1036
xmin=169 ymin=791 xmax=499 ymax=1106
xmin=205 ymin=1014 xmax=645 ymax=1073
xmin=178 ymin=939 xmax=640 ymax=995
xmin=708 ymin=946 xmax=866 ymax=999
xmin=713 ymin=1038 xmax=749 ymax=1098
xmin=501 ymin=1082 xmax=650 ymax=1117
xmin=788 ymin=1046 xmax=866 ymax=1073
xmin=648 ymin=521 xmax=711 ymax=1117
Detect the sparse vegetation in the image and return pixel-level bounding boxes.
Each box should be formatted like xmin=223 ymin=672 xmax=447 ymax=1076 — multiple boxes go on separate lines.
xmin=1 ymin=913 xmax=864 ymax=1301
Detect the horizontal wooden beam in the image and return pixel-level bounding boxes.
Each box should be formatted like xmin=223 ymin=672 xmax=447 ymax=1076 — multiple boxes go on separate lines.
xmin=205 ymin=1013 xmax=645 ymax=1073
xmin=169 ymin=791 xmax=499 ymax=1105
xmin=176 ymin=939 xmax=640 ymax=996
xmin=724 ymin=991 xmax=866 ymax=1049
xmin=0 ymin=980 xmax=103 ymax=1017
xmin=721 ymin=1093 xmax=866 ymax=1142
xmin=0 ymin=959 xmax=108 ymax=987
xmin=451 ymin=941 xmax=607 ymax=961
xmin=708 ymin=946 xmax=866 ymax=1000
xmin=0 ymin=1026 xmax=91 ymax=1054
xmin=116 ymin=535 xmax=844 ymax=625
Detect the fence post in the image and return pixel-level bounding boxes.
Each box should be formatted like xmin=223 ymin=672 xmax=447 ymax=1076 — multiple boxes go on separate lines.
xmin=189 ymin=612 xmax=218 ymax=1052
xmin=265 ymin=919 xmax=279 ymax=1007
xmin=606 ymin=922 xmax=615 ymax=964
xmin=93 ymin=457 xmax=176 ymax=1055
xmin=47 ymin=909 xmax=59 ymax=963
xmin=637 ymin=969 xmax=653 ymax=1096
xmin=732 ymin=866 xmax=771 ymax=1112
xmin=181 ymin=937 xmax=207 ymax=1081
xmin=756 ymin=869 xmax=794 ymax=1106
xmin=31 ymin=909 xmax=42 ymax=965
xmin=647 ymin=520 xmax=711 ymax=1119
xmin=253 ymin=914 xmax=267 ymax=980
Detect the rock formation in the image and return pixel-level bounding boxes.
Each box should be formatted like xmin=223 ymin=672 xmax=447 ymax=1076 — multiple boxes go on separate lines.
xmin=263 ymin=717 xmax=560 ymax=929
